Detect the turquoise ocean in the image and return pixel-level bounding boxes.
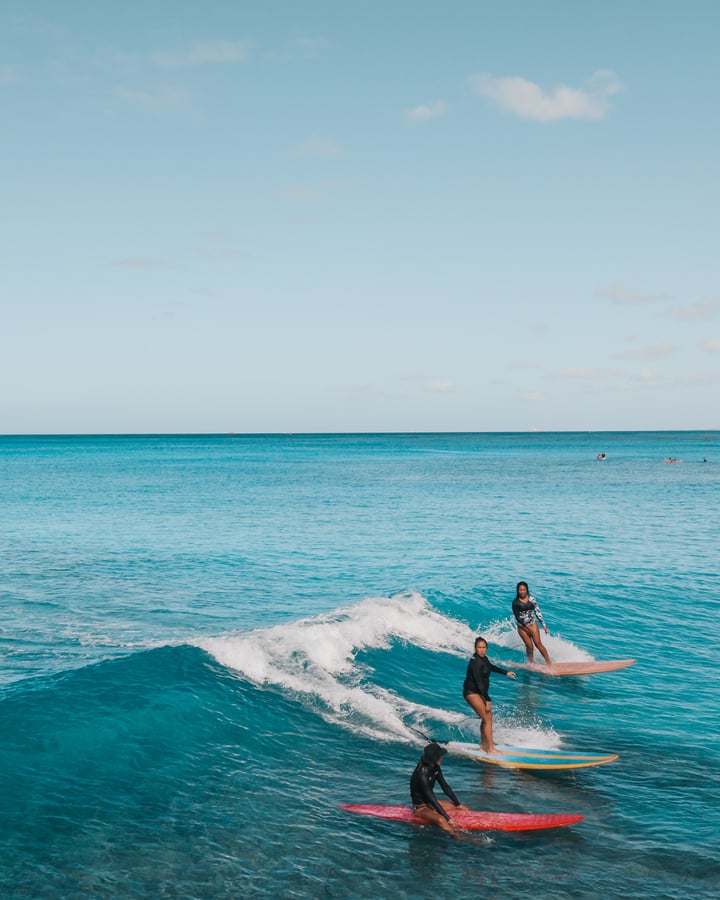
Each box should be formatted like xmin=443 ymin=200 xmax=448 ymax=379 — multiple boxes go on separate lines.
xmin=1 ymin=432 xmax=718 ymax=898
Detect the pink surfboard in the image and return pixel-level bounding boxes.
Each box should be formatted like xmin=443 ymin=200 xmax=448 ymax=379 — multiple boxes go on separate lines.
xmin=340 ymin=804 xmax=583 ymax=832
xmin=519 ymin=658 xmax=636 ymax=676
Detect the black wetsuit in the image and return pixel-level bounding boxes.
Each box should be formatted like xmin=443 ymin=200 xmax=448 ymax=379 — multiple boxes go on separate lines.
xmin=409 ymin=760 xmax=460 ymax=820
xmin=462 ymin=653 xmax=509 ymax=701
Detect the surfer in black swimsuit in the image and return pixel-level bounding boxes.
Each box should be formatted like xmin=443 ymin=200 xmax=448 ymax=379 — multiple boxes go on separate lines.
xmin=512 ymin=581 xmax=552 ymax=666
xmin=463 ymin=637 xmax=516 ymax=753
xmin=410 ymin=742 xmax=466 ymax=834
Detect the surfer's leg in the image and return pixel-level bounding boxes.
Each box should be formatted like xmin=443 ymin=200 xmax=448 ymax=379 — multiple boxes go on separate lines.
xmin=530 ymin=623 xmax=552 ymax=665
xmin=517 ymin=626 xmax=534 ymax=661
xmin=412 ymin=804 xmax=457 ymax=834
xmin=464 ymin=693 xmax=497 ymax=753
xmin=482 ymin=699 xmax=497 ymax=753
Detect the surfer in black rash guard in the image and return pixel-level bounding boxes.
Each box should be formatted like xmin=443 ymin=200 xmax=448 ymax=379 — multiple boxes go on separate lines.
xmin=410 ymin=742 xmax=466 ymax=834
xmin=512 ymin=581 xmax=552 ymax=666
xmin=463 ymin=636 xmax=516 ymax=753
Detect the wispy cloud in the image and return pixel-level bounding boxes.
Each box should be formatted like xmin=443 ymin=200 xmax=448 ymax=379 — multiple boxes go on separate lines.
xmin=520 ymin=391 xmax=544 ymax=401
xmin=552 ymin=368 xmax=622 ymax=380
xmin=114 ymin=85 xmax=189 ymax=110
xmin=699 ymin=338 xmax=720 ymax=354
xmin=112 ymin=258 xmax=172 ymax=269
xmin=336 ymin=376 xmax=456 ymax=399
xmin=386 ymin=375 xmax=457 ymax=397
xmin=192 ymin=247 xmax=246 ymax=262
xmin=425 ymin=380 xmax=455 ymax=393
xmin=596 ymin=285 xmax=673 ymax=305
xmin=677 ymin=371 xmax=720 ymax=385
xmin=297 ymin=136 xmax=343 ymax=157
xmin=153 ymin=40 xmax=250 ymax=68
xmin=288 ymin=35 xmax=332 ymax=56
xmin=406 ymin=100 xmax=446 ymax=121
xmin=630 ymin=367 xmax=663 ymax=386
xmin=470 ymin=69 xmax=624 ymax=121
xmin=281 ymin=180 xmax=345 ymax=202
xmin=0 ymin=65 xmax=20 ymax=85
xmin=611 ymin=343 xmax=676 ymax=361
xmin=190 ymin=231 xmax=248 ymax=262
xmin=667 ymin=297 xmax=720 ymax=320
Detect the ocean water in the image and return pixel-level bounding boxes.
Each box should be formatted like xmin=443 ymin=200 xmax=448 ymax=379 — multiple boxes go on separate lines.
xmin=1 ymin=432 xmax=718 ymax=899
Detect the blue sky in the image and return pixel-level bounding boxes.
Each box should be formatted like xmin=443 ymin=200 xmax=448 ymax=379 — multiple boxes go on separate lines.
xmin=2 ymin=1 xmax=719 ymax=433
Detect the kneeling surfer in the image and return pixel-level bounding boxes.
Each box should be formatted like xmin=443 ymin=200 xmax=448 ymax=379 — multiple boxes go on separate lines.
xmin=410 ymin=742 xmax=466 ymax=834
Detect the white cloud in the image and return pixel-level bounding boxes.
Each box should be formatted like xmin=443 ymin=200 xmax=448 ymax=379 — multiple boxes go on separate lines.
xmin=332 ymin=377 xmax=456 ymax=402
xmin=406 ymin=100 xmax=446 ymax=121
xmin=699 ymin=338 xmax=720 ymax=354
xmin=114 ymin=85 xmax=189 ymax=110
xmin=554 ymin=367 xmax=621 ymax=380
xmin=596 ymin=285 xmax=672 ymax=305
xmin=153 ymin=40 xmax=250 ymax=67
xmin=632 ymin=368 xmax=663 ymax=386
xmin=112 ymin=258 xmax=172 ymax=269
xmin=388 ymin=375 xmax=456 ymax=397
xmin=425 ymin=380 xmax=455 ymax=393
xmin=281 ymin=180 xmax=344 ymax=202
xmin=192 ymin=247 xmax=245 ymax=262
xmin=470 ymin=69 xmax=624 ymax=121
xmin=297 ymin=137 xmax=343 ymax=157
xmin=611 ymin=343 xmax=676 ymax=361
xmin=667 ymin=297 xmax=720 ymax=320
xmin=677 ymin=372 xmax=720 ymax=385
xmin=288 ymin=36 xmax=332 ymax=56
xmin=0 ymin=65 xmax=20 ymax=85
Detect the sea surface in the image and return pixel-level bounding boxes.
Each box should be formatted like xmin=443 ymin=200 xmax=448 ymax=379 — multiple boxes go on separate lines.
xmin=1 ymin=432 xmax=718 ymax=899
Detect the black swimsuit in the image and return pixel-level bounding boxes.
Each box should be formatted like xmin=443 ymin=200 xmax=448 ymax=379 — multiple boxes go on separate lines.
xmin=512 ymin=595 xmax=546 ymax=629
xmin=410 ymin=760 xmax=460 ymax=820
xmin=462 ymin=653 xmax=508 ymax=701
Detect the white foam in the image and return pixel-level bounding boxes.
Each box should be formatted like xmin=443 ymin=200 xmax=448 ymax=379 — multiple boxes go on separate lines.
xmin=198 ymin=592 xmax=469 ymax=741
xmin=494 ymin=716 xmax=562 ymax=750
xmin=197 ymin=591 xmax=561 ymax=746
xmin=485 ymin=618 xmax=595 ymax=663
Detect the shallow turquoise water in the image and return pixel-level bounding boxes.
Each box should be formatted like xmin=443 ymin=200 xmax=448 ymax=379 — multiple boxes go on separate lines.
xmin=1 ymin=433 xmax=718 ymax=897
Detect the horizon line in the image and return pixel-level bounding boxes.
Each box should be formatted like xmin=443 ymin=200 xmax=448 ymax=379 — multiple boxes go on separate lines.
xmin=1 ymin=429 xmax=718 ymax=438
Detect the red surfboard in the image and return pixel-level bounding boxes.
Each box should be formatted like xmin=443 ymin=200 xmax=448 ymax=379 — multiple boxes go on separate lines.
xmin=340 ymin=805 xmax=583 ymax=832
xmin=518 ymin=658 xmax=636 ymax=676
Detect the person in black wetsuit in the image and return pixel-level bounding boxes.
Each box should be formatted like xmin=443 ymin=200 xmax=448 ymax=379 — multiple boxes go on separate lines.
xmin=512 ymin=580 xmax=552 ymax=666
xmin=463 ymin=636 xmax=516 ymax=753
xmin=410 ymin=742 xmax=466 ymax=834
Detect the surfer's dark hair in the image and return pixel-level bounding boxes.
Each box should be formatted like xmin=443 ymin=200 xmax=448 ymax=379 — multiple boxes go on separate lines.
xmin=515 ymin=581 xmax=529 ymax=599
xmin=474 ymin=636 xmax=487 ymax=649
xmin=422 ymin=742 xmax=447 ymax=765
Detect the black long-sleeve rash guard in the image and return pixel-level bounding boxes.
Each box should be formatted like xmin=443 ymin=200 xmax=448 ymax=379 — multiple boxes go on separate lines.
xmin=512 ymin=595 xmax=546 ymax=628
xmin=462 ymin=653 xmax=509 ymax=700
xmin=409 ymin=760 xmax=460 ymax=820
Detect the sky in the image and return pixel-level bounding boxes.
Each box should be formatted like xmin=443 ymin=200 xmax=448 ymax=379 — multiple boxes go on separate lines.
xmin=2 ymin=0 xmax=719 ymax=433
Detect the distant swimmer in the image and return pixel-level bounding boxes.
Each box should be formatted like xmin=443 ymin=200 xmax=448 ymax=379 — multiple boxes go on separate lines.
xmin=664 ymin=457 xmax=681 ymax=463
xmin=512 ymin=581 xmax=552 ymax=666
xmin=410 ymin=743 xmax=467 ymax=834
xmin=597 ymin=452 xmax=606 ymax=460
xmin=462 ymin=636 xmax=516 ymax=754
